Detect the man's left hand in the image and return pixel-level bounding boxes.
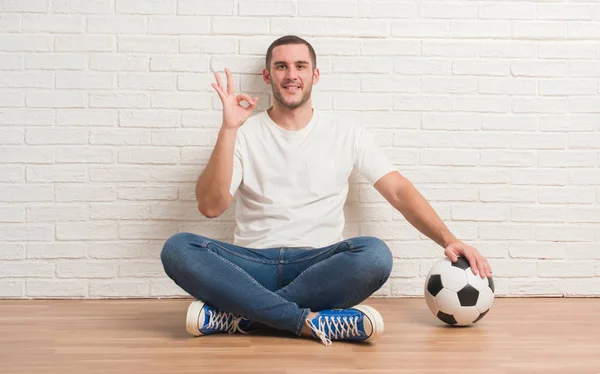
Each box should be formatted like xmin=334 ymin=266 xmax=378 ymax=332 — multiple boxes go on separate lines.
xmin=444 ymin=241 xmax=492 ymax=279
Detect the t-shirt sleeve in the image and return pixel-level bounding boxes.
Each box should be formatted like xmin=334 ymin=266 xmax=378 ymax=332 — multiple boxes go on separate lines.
xmin=229 ymin=135 xmax=243 ymax=197
xmin=353 ymin=124 xmax=396 ymax=185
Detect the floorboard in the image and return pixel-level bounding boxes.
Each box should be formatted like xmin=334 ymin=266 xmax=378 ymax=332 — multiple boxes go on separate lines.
xmin=0 ymin=298 xmax=598 ymax=374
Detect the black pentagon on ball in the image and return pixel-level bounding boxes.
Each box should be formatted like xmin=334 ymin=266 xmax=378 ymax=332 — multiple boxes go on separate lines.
xmin=457 ymin=284 xmax=479 ymax=307
xmin=437 ymin=311 xmax=457 ymax=325
xmin=451 ymin=256 xmax=470 ymax=270
xmin=473 ymin=309 xmax=489 ymax=323
xmin=488 ymin=277 xmax=495 ymax=292
xmin=427 ymin=274 xmax=443 ymax=296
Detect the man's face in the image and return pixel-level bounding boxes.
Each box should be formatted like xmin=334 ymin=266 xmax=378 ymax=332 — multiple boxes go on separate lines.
xmin=264 ymin=44 xmax=320 ymax=110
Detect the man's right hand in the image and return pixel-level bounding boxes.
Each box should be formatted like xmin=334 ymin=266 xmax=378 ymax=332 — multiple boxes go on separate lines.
xmin=212 ymin=68 xmax=258 ymax=130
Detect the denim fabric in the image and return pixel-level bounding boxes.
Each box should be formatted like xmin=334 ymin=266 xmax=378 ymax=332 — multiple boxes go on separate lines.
xmin=161 ymin=233 xmax=393 ymax=336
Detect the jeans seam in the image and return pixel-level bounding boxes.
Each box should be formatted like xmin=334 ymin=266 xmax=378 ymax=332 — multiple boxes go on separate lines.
xmin=212 ymin=250 xmax=308 ymax=334
xmin=205 ymin=241 xmax=279 ymax=264
xmin=334 ymin=251 xmax=391 ymax=308
xmin=205 ymin=249 xmax=294 ymax=306
xmin=276 ymin=240 xmax=352 ymax=294
xmin=279 ymin=240 xmax=350 ymax=264
xmin=295 ymin=308 xmax=311 ymax=336
xmin=277 ymin=243 xmax=388 ymax=306
xmin=277 ymin=252 xmax=342 ymax=296
xmin=278 ymin=248 xmax=284 ymax=289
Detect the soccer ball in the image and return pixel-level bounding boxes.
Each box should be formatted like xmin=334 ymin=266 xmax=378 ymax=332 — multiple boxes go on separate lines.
xmin=424 ymin=256 xmax=495 ymax=326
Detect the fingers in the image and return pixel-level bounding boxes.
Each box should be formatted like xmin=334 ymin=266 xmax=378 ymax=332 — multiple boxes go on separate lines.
xmin=237 ymin=93 xmax=253 ymax=104
xmin=212 ymin=71 xmax=228 ymax=101
xmin=470 ymin=251 xmax=491 ymax=279
xmin=225 ymin=68 xmax=234 ymax=95
xmin=445 ymin=247 xmax=458 ymax=262
xmin=214 ymin=69 xmax=253 ymax=107
xmin=470 ymin=248 xmax=492 ymax=278
xmin=214 ymin=69 xmax=234 ymax=96
xmin=211 ymin=82 xmax=226 ymax=101
xmin=478 ymin=259 xmax=486 ymax=279
xmin=449 ymin=242 xmax=492 ymax=279
xmin=213 ymin=71 xmax=225 ymax=93
xmin=462 ymin=249 xmax=479 ymax=277
xmin=237 ymin=94 xmax=258 ymax=110
xmin=483 ymin=258 xmax=493 ymax=278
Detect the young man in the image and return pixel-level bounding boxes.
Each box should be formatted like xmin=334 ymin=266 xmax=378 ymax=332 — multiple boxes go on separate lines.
xmin=161 ymin=35 xmax=493 ymax=346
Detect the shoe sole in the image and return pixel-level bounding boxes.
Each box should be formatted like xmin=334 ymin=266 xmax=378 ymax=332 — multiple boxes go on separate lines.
xmin=186 ymin=300 xmax=206 ymax=336
xmin=353 ymin=305 xmax=384 ymax=341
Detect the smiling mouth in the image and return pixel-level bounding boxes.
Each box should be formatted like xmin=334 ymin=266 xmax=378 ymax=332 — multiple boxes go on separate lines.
xmin=282 ymin=84 xmax=301 ymax=93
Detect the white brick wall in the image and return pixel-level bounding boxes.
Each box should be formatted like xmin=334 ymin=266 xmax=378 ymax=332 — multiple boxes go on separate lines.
xmin=1 ymin=0 xmax=599 ymax=299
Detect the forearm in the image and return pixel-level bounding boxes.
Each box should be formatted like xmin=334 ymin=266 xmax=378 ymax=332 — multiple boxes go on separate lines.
xmin=195 ymin=127 xmax=238 ymax=216
xmin=391 ymin=179 xmax=458 ymax=248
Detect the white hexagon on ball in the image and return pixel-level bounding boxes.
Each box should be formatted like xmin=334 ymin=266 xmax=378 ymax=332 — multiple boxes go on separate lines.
xmin=424 ymin=256 xmax=495 ymax=327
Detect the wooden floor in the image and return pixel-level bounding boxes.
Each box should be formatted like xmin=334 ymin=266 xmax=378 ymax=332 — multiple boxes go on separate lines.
xmin=0 ymin=298 xmax=598 ymax=374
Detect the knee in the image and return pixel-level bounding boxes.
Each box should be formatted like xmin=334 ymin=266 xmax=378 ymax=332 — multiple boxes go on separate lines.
xmin=360 ymin=236 xmax=393 ymax=277
xmin=160 ymin=232 xmax=196 ymax=270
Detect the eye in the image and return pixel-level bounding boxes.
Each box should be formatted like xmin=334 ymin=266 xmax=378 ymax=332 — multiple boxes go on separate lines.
xmin=297 ymin=65 xmax=305 ymax=70
xmin=277 ymin=65 xmax=286 ymax=70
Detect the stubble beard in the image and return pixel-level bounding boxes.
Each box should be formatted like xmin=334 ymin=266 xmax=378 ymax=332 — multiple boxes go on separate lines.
xmin=271 ymin=80 xmax=313 ymax=110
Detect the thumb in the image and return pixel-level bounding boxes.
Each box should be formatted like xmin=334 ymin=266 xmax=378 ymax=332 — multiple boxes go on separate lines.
xmin=247 ymin=97 xmax=259 ymax=110
xmin=447 ymin=247 xmax=458 ymax=262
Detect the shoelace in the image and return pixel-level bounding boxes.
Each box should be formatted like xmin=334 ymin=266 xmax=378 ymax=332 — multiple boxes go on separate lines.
xmin=206 ymin=309 xmax=250 ymax=334
xmin=306 ymin=315 xmax=361 ymax=346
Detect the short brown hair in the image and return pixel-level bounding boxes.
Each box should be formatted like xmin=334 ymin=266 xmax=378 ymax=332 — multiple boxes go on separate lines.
xmin=265 ymin=35 xmax=317 ymax=71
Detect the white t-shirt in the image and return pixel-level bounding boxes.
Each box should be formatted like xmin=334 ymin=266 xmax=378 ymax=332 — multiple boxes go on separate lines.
xmin=229 ymin=108 xmax=396 ymax=249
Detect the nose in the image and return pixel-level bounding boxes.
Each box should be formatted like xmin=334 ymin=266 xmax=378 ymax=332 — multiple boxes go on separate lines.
xmin=284 ymin=66 xmax=299 ymax=79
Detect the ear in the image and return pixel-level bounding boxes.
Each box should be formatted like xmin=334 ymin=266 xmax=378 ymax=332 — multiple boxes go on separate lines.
xmin=262 ymin=68 xmax=271 ymax=84
xmin=312 ymin=67 xmax=320 ymax=85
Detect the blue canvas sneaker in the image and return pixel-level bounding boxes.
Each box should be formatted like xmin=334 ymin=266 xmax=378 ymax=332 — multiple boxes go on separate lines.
xmin=186 ymin=300 xmax=253 ymax=336
xmin=306 ymin=305 xmax=384 ymax=346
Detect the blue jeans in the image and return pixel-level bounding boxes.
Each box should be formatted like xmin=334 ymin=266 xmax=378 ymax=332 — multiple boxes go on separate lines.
xmin=160 ymin=233 xmax=393 ymax=336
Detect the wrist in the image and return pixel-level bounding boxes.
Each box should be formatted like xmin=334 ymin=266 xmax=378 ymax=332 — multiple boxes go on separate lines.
xmin=219 ymin=126 xmax=238 ymax=135
xmin=441 ymin=233 xmax=459 ymax=248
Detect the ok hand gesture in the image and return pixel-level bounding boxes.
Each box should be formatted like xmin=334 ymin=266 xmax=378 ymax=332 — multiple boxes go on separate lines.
xmin=212 ymin=68 xmax=258 ymax=130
